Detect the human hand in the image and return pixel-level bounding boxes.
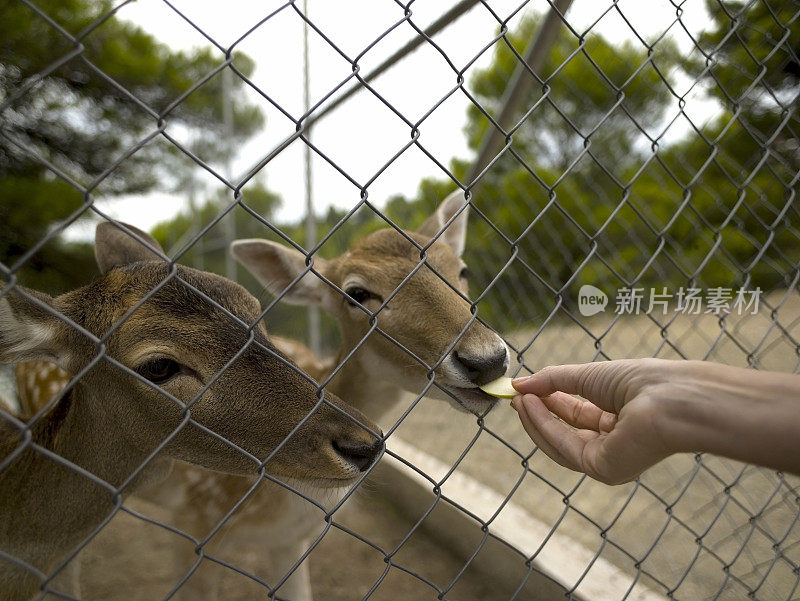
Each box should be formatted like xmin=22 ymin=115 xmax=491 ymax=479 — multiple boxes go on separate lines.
xmin=511 ymin=358 xmax=678 ymax=485
xmin=511 ymin=358 xmax=800 ymax=482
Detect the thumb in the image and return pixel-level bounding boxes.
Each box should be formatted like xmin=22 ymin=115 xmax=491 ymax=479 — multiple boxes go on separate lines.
xmin=512 ymin=361 xmax=631 ymax=413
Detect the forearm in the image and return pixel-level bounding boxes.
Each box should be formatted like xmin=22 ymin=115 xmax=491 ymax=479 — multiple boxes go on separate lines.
xmin=657 ymin=361 xmax=800 ymax=475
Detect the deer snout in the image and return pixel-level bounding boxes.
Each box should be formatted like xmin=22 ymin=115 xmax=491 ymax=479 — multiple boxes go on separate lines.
xmin=332 ymin=437 xmax=384 ymax=472
xmin=452 ymin=346 xmax=509 ymax=386
xmin=320 ymin=394 xmax=383 ymax=474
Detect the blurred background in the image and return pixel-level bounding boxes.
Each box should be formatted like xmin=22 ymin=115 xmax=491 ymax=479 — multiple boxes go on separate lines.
xmin=3 ymin=1 xmax=800 ymax=599
xmin=5 ymin=0 xmax=797 ymax=359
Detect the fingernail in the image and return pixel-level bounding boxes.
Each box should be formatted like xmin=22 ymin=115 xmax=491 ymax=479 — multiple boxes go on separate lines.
xmin=512 ymin=375 xmax=532 ymax=385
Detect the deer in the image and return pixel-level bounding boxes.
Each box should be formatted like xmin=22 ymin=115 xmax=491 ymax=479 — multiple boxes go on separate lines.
xmin=134 ymin=191 xmax=510 ymax=599
xmin=236 ymin=190 xmax=510 ymax=424
xmin=10 ymin=192 xmax=509 ymax=599
xmin=0 ymin=221 xmax=383 ymax=601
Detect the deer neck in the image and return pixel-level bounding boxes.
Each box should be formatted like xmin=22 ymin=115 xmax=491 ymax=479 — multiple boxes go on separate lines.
xmin=0 ymin=383 xmax=170 ymax=582
xmin=325 ymin=339 xmax=405 ymax=427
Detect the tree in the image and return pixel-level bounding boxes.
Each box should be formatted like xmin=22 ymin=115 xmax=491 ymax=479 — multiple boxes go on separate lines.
xmin=466 ymin=22 xmax=684 ymax=183
xmin=620 ymin=0 xmax=800 ymax=294
xmin=373 ymin=7 xmax=799 ymax=333
xmin=1 ymin=0 xmax=263 ymax=292
xmin=387 ymin=17 xmax=689 ymax=330
xmin=151 ymin=183 xmax=281 ymax=272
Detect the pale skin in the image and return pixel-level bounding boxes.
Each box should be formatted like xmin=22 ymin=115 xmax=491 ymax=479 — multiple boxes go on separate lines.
xmin=510 ymin=358 xmax=800 ymax=485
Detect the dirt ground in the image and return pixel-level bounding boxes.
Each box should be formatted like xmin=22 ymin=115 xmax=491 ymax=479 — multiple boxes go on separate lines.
xmin=71 ymin=491 xmax=499 ymax=601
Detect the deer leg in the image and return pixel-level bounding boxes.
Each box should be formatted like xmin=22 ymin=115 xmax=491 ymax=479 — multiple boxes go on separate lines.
xmin=67 ymin=559 xmax=81 ymax=598
xmin=47 ymin=559 xmax=81 ymax=599
xmin=269 ymin=538 xmax=313 ymax=601
xmin=172 ymin=544 xmax=225 ymax=601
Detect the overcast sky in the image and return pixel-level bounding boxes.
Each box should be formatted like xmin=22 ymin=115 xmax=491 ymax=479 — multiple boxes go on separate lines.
xmin=98 ymin=0 xmax=714 ymax=234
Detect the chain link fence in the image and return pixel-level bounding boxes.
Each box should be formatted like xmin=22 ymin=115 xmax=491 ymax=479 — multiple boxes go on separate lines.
xmin=2 ymin=0 xmax=799 ymax=600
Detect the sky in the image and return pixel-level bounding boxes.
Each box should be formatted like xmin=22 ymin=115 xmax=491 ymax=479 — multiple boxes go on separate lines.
xmin=97 ymin=0 xmax=715 ymax=235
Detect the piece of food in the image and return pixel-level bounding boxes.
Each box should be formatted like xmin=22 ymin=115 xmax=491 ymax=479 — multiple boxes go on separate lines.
xmin=479 ymin=376 xmax=517 ymax=399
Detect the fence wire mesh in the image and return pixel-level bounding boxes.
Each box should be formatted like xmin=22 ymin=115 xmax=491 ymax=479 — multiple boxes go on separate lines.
xmin=1 ymin=0 xmax=799 ymax=600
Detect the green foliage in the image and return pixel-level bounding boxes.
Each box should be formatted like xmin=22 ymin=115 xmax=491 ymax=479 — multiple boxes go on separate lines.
xmin=388 ymin=9 xmax=799 ymax=333
xmin=466 ymin=21 xmax=688 ymax=181
xmin=2 ymin=0 xmax=263 ymax=291
xmin=5 ymin=2 xmax=798 ymax=346
xmin=151 ymin=184 xmax=280 ymax=260
xmin=701 ymin=0 xmax=800 ymax=110
xmin=158 ymin=6 xmax=797 ymax=341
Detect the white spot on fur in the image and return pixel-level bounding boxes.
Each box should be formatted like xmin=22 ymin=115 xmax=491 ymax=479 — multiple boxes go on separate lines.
xmin=0 ymin=363 xmax=20 ymax=414
xmin=0 ymin=297 xmax=59 ymax=363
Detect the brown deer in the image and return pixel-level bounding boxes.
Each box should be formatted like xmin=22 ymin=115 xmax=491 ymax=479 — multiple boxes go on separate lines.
xmin=0 ymin=222 xmax=382 ymax=601
xmin=8 ymin=194 xmax=507 ymax=599
xmin=239 ymin=190 xmax=510 ymax=422
xmin=136 ymin=191 xmax=510 ymax=599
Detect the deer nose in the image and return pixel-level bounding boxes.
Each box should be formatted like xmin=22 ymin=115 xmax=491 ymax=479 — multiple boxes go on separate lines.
xmin=332 ymin=437 xmax=384 ymax=472
xmin=453 ymin=348 xmax=508 ymax=386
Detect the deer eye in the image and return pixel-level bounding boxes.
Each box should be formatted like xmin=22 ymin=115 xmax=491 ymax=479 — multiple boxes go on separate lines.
xmin=459 ymin=267 xmax=470 ymax=280
xmin=136 ymin=358 xmax=181 ymax=384
xmin=345 ymin=287 xmax=375 ymax=306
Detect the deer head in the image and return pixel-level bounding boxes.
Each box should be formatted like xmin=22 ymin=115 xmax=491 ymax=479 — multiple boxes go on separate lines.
xmin=231 ymin=191 xmax=509 ymax=415
xmin=0 ymin=222 xmax=382 ymax=487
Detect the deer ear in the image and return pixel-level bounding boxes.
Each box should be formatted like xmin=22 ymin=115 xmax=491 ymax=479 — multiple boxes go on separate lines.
xmin=230 ymin=239 xmax=329 ymax=307
xmin=417 ymin=190 xmax=469 ymax=258
xmin=0 ymin=286 xmax=70 ymax=365
xmin=95 ymin=222 xmax=164 ymax=275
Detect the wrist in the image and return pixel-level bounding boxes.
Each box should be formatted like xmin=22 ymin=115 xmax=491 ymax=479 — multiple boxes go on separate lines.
xmin=655 ymin=361 xmax=800 ymax=473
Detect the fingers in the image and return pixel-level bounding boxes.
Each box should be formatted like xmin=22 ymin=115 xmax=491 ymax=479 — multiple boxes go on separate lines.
xmin=511 ymin=394 xmax=570 ymax=467
xmin=539 ymin=391 xmax=617 ymax=433
xmin=512 ymin=362 xmax=603 ymax=398
xmin=512 ymin=393 xmax=596 ymax=473
xmin=512 ymin=360 xmax=636 ymax=413
xmin=513 ymin=393 xmax=641 ymax=485
xmin=511 ymin=359 xmax=675 ymax=485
